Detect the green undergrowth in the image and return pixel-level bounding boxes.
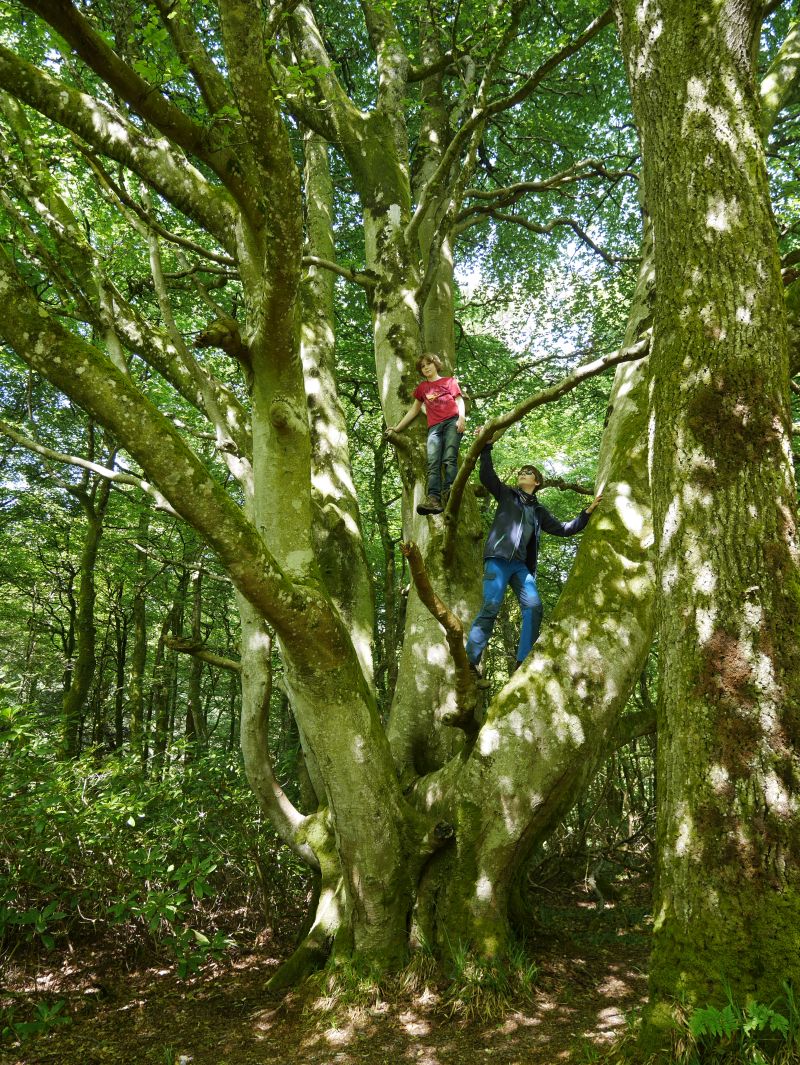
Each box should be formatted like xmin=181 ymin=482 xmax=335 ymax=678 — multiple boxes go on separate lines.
xmin=0 ymin=705 xmax=307 ymax=981
xmin=302 ymin=941 xmax=539 ymax=1027
xmin=583 ymin=983 xmax=800 ymax=1065
xmin=443 ymin=938 xmax=539 ymax=1022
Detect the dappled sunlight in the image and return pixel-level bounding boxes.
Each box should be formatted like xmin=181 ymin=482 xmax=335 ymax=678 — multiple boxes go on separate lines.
xmin=246 ymin=627 xmax=271 ymax=651
xmin=549 ymin=706 xmax=586 ymax=747
xmin=705 ymin=193 xmax=741 ymax=233
xmin=763 ymin=772 xmax=797 ymax=817
xmin=425 ymin=643 xmax=449 ymax=666
xmin=475 ymin=875 xmax=494 ymax=902
xmin=683 ymin=74 xmax=757 ymax=164
xmin=708 ymin=764 xmax=730 ymax=792
xmin=695 ymin=606 xmax=717 ymax=643
xmin=630 ymin=1 xmax=662 ymax=81
xmin=478 ymin=725 xmax=502 ymax=756
xmin=672 ymin=803 xmax=694 ymax=859
xmin=350 ymin=734 xmax=367 ymax=763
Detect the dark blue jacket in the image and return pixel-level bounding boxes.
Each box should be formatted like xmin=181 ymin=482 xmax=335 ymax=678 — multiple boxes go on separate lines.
xmin=479 ymin=445 xmax=589 ymax=576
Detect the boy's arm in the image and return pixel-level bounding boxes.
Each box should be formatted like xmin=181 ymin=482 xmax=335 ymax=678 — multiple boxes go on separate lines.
xmin=537 ymin=499 xmax=594 ymax=537
xmin=479 ymin=444 xmax=507 ymax=501
xmin=390 ymin=398 xmax=423 ymax=433
xmin=455 ymin=394 xmax=466 ymax=433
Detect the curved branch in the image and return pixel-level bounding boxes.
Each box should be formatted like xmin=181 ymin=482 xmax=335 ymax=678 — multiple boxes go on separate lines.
xmin=0 ymin=248 xmax=346 ymax=664
xmin=406 ymin=7 xmax=613 ymax=249
xmin=399 ymin=541 xmax=478 ymax=732
xmin=441 ymin=336 xmax=651 ymax=563
xmin=458 ymin=208 xmax=638 ymax=266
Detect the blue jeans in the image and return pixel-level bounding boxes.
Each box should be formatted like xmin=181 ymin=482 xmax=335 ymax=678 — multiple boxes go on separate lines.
xmin=426 ymin=416 xmax=462 ymax=498
xmin=466 ymin=557 xmax=544 ymax=665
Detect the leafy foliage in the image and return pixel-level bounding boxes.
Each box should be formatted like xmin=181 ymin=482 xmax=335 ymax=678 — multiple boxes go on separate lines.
xmin=0 ymin=705 xmax=308 ymax=976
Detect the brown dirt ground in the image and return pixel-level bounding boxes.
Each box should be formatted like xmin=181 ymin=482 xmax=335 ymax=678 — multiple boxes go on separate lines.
xmin=1 ymin=890 xmax=651 ymax=1065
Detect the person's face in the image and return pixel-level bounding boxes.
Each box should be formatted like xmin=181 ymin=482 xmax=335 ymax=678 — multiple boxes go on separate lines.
xmin=420 ymin=359 xmax=439 ymax=379
xmin=517 ymin=469 xmax=540 ymax=494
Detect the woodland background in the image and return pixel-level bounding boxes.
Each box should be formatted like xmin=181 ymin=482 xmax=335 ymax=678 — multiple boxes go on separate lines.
xmin=0 ymin=0 xmax=799 ymax=1061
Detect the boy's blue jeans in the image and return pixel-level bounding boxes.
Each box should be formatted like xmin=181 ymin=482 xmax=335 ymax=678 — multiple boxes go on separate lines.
xmin=466 ymin=557 xmax=544 ymax=665
xmin=426 ymin=416 xmax=461 ymax=498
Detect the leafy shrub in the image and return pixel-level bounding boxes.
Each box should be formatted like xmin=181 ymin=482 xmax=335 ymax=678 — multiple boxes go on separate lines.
xmin=678 ymin=983 xmax=800 ymax=1064
xmin=0 ymin=705 xmax=308 ymax=973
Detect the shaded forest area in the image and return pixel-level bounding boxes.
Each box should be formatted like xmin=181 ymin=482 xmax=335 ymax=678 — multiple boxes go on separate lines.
xmin=1 ymin=0 xmax=800 ymax=1062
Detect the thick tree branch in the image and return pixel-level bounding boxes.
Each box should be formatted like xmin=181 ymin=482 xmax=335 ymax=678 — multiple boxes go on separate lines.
xmin=441 ymin=336 xmax=651 ymax=562
xmin=284 ymin=4 xmax=366 ymax=145
xmin=152 ymin=0 xmax=235 ymax=116
xmin=218 ymin=0 xmax=291 ymax=183
xmin=0 ymin=47 xmax=237 ymax=251
xmin=0 ymin=249 xmax=346 ymax=664
xmin=20 ymin=0 xmax=249 ymax=196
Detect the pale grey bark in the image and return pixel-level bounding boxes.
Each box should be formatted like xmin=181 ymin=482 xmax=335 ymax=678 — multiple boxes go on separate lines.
xmin=616 ymin=0 xmax=800 ymax=1025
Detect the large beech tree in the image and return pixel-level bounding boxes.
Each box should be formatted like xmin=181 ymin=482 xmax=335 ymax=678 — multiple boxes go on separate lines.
xmin=0 ymin=0 xmax=798 ymax=1014
xmin=615 ymin=0 xmax=800 ymax=1039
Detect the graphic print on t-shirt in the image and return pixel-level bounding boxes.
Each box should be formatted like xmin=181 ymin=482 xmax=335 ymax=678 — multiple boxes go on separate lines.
xmin=413 ymin=376 xmax=462 ymax=427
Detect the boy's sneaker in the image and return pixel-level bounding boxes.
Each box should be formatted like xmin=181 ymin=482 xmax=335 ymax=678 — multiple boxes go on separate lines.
xmin=417 ymin=494 xmax=443 ymax=515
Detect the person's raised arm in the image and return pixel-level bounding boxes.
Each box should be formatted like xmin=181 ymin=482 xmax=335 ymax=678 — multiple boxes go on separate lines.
xmin=389 ymin=398 xmax=423 ymax=433
xmin=478 ymin=439 xmax=507 ymax=501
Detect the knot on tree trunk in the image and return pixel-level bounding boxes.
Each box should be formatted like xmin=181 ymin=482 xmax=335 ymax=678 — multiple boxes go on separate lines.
xmin=195 ymin=316 xmax=252 ymax=373
xmin=269 ymin=397 xmax=303 ymax=432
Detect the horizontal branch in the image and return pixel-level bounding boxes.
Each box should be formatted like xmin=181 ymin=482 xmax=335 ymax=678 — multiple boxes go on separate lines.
xmin=164 ymin=636 xmax=241 ymax=672
xmin=462 ymin=157 xmax=638 ymax=209
xmin=0 ymin=417 xmax=179 ymax=515
xmin=302 ymin=255 xmax=377 ymax=288
xmin=442 ymin=335 xmax=651 ymax=562
xmin=458 ymin=209 xmax=637 ymax=266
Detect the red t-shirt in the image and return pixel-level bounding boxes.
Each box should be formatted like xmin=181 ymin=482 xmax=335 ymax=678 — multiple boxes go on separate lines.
xmin=413 ymin=376 xmax=462 ymax=427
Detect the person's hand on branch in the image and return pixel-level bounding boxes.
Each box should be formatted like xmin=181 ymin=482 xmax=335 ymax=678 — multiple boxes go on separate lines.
xmin=586 ymin=493 xmax=603 ymax=514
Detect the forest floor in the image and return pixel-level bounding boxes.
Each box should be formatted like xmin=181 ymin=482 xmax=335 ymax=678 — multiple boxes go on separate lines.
xmin=1 ymin=883 xmax=651 ymax=1065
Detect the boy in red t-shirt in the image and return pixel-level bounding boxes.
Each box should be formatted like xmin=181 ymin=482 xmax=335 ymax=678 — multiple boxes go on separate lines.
xmin=389 ymin=353 xmax=465 ymax=514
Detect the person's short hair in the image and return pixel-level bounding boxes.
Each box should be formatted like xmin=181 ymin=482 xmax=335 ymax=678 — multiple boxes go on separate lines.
xmin=518 ymin=464 xmax=543 ymax=484
xmin=416 ymin=352 xmax=443 ymax=374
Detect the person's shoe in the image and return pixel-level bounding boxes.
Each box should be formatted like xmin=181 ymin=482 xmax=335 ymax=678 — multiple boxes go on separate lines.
xmin=417 ymin=494 xmax=443 ymax=515
xmin=468 ymin=660 xmax=490 ymax=689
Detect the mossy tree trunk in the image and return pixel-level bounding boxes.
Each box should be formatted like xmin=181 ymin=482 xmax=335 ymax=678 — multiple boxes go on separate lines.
xmin=615 ymin=0 xmax=800 ymax=1028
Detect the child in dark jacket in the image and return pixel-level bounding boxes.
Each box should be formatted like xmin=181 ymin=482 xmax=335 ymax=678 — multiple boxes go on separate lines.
xmin=466 ymin=442 xmax=602 ymax=673
xmin=389 ymin=353 xmax=465 ymax=514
